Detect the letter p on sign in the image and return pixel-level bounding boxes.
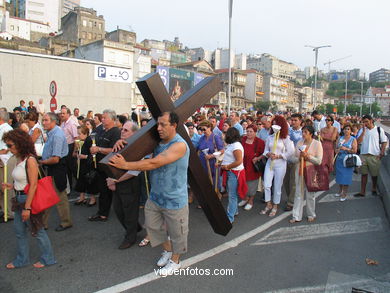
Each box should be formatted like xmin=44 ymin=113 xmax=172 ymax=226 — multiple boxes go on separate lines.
xmin=98 ymin=67 xmax=106 ymax=78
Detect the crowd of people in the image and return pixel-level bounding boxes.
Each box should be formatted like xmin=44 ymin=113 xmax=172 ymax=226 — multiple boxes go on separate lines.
xmin=0 ymin=102 xmax=388 ymax=275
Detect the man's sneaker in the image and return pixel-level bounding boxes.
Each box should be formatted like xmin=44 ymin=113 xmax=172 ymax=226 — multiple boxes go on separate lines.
xmin=157 ymin=250 xmax=172 ymax=267
xmin=334 ymin=193 xmax=341 ymax=197
xmin=158 ymin=260 xmax=181 ymax=276
xmin=238 ymin=200 xmax=247 ymax=207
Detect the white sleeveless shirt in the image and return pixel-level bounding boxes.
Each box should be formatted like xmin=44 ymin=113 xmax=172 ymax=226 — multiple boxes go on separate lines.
xmin=12 ymin=159 xmax=28 ymax=191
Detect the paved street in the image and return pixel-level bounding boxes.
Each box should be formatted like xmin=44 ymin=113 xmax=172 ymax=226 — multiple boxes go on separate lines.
xmin=1 ymin=171 xmax=389 ymax=293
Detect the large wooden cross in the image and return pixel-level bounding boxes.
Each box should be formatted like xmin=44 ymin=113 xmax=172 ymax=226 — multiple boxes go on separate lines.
xmin=100 ymin=72 xmax=232 ymax=236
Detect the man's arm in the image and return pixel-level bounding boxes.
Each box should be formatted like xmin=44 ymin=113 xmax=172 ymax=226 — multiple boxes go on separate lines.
xmin=109 ymin=141 xmax=186 ymax=171
xmin=40 ymin=156 xmax=60 ymax=165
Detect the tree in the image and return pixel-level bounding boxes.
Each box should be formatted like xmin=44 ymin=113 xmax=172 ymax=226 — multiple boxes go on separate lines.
xmin=255 ymin=101 xmax=271 ymax=112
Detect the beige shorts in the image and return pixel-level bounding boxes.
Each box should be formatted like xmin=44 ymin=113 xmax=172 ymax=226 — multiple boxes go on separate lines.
xmin=144 ymin=199 xmax=189 ymax=255
xmin=360 ymin=154 xmax=381 ymax=177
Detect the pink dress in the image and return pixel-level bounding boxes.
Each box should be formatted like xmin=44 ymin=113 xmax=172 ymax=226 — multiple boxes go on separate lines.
xmin=321 ymin=127 xmax=337 ymax=173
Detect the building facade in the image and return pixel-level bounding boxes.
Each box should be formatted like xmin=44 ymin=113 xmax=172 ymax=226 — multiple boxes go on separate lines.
xmin=11 ymin=0 xmax=61 ymax=32
xmin=57 ymin=7 xmax=105 ymax=45
xmin=369 ymin=68 xmax=390 ymax=83
xmin=61 ymin=0 xmax=79 ymax=17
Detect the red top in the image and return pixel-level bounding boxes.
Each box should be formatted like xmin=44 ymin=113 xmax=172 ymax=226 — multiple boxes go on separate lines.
xmin=241 ymin=136 xmax=265 ymax=180
xmin=218 ymin=118 xmax=226 ymax=131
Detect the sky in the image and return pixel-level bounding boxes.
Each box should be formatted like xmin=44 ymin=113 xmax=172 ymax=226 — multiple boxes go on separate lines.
xmin=82 ymin=0 xmax=390 ymax=76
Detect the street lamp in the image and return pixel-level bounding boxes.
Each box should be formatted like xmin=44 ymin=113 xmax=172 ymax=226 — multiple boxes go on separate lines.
xmin=344 ymin=70 xmax=348 ymax=115
xmin=305 ymin=44 xmax=331 ymax=109
xmin=227 ymin=0 xmax=233 ymax=115
xmin=359 ymin=81 xmax=364 ymax=116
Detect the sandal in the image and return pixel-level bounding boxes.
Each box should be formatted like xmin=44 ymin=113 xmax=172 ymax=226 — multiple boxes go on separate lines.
xmin=308 ymin=217 xmax=316 ymax=222
xmin=269 ymin=208 xmax=277 ymax=217
xmin=138 ymin=238 xmax=150 ymax=247
xmin=260 ymin=206 xmax=272 ymax=215
xmin=289 ymin=218 xmax=301 ymax=224
xmin=74 ymin=199 xmax=87 ymax=205
xmin=6 ymin=263 xmax=15 ymax=269
xmin=33 ymin=262 xmax=45 ymax=268
xmin=88 ymin=214 xmax=107 ymax=222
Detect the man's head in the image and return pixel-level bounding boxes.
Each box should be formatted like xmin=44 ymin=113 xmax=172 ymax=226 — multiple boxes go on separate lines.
xmin=42 ymin=113 xmax=58 ymax=131
xmin=185 ymin=122 xmax=195 ymax=137
xmin=60 ymin=108 xmax=71 ymax=122
xmin=311 ymin=110 xmax=322 ymax=121
xmin=157 ymin=112 xmax=179 ymax=141
xmin=362 ymin=114 xmax=374 ymax=129
xmin=209 ymin=116 xmax=218 ymax=129
xmin=229 ymin=112 xmax=240 ymax=124
xmin=121 ymin=121 xmax=139 ymax=140
xmin=0 ymin=109 xmax=9 ymax=124
xmin=102 ymin=109 xmax=117 ymax=129
xmin=74 ymin=108 xmax=80 ymax=117
xmin=261 ymin=116 xmax=272 ymax=129
xmin=290 ymin=113 xmax=302 ymax=129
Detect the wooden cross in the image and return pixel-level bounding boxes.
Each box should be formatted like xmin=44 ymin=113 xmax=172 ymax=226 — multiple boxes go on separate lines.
xmin=99 ymin=72 xmax=232 ymax=236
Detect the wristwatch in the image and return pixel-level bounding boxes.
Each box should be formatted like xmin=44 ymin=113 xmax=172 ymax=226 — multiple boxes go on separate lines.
xmin=23 ymin=207 xmax=32 ymax=211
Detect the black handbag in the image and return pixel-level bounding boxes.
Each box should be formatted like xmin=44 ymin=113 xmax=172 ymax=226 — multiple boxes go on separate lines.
xmin=345 ymin=154 xmax=357 ymax=168
xmin=253 ymin=157 xmax=267 ymax=174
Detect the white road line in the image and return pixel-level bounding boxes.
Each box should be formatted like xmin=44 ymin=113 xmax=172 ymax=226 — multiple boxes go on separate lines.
xmin=95 ymin=180 xmax=335 ymax=293
xmin=252 ymin=217 xmax=383 ymax=246
xmin=320 ymin=192 xmax=373 ymax=203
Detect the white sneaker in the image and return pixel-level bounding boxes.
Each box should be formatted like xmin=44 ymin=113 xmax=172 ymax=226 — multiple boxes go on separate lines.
xmin=158 ymin=259 xmax=181 ymax=276
xmin=157 ymin=250 xmax=172 ymax=267
xmin=238 ymin=200 xmax=247 ymax=207
xmin=340 ymin=196 xmax=347 ymax=202
xmin=244 ymin=203 xmax=253 ymax=211
xmin=334 ymin=193 xmax=341 ymax=197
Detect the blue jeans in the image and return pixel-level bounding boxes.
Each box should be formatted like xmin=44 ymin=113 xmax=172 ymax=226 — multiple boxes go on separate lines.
xmin=12 ymin=194 xmax=56 ymax=267
xmin=226 ymin=171 xmax=239 ymax=223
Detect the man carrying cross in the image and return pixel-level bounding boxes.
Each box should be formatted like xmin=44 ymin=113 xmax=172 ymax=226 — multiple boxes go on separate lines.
xmin=109 ymin=111 xmax=189 ymax=275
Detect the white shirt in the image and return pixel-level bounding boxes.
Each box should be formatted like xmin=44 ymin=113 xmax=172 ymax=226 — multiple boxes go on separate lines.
xmin=12 ymin=159 xmax=28 ymax=191
xmin=0 ymin=122 xmax=13 ymax=150
xmin=360 ymin=126 xmax=388 ymax=156
xmin=262 ymin=134 xmax=295 ymax=161
xmin=222 ymin=142 xmax=244 ymax=171
xmin=333 ymin=120 xmax=341 ymax=133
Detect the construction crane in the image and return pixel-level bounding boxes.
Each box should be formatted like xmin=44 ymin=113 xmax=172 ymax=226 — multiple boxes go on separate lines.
xmin=324 ymin=55 xmax=352 ymax=72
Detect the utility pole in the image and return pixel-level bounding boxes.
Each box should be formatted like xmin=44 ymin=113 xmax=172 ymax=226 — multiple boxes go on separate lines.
xmin=305 ymin=44 xmax=331 ymax=109
xmin=359 ymin=81 xmax=364 ymax=116
xmin=344 ymin=70 xmax=348 ymax=115
xmin=227 ymin=0 xmax=233 ymax=115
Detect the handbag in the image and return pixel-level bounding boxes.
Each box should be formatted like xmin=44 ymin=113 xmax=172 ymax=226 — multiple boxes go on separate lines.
xmin=23 ymin=157 xmax=60 ymax=215
xmin=253 ymin=157 xmax=267 ymax=174
xmin=303 ymin=164 xmax=329 ymax=192
xmin=344 ymin=154 xmax=357 ymax=168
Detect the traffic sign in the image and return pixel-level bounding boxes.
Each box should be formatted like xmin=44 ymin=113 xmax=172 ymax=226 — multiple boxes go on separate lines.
xmin=49 ymin=80 xmax=57 ymax=98
xmin=50 ymin=97 xmax=57 ymax=112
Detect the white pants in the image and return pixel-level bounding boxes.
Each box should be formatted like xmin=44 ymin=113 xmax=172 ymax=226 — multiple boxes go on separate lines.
xmin=263 ymin=159 xmax=287 ymax=205
xmin=292 ymin=168 xmax=316 ymax=221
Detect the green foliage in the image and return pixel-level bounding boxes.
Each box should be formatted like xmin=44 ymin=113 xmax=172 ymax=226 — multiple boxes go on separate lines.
xmin=315 ymin=103 xmax=340 ymax=114
xmin=326 ymin=81 xmax=369 ymax=97
xmin=255 ymin=101 xmax=271 ymax=112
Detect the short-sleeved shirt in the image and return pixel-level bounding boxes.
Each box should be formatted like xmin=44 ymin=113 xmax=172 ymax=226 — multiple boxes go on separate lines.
xmin=61 ymin=117 xmax=78 ymax=144
xmin=233 ymin=122 xmax=244 ymax=136
xmin=360 ymin=126 xmax=388 ymax=156
xmin=222 ymin=142 xmax=244 ymax=171
xmin=289 ymin=127 xmax=303 ymax=146
xmin=95 ymin=126 xmax=121 ymax=162
xmin=0 ymin=123 xmax=13 ymax=150
xmin=42 ymin=126 xmax=68 ymax=160
xmin=257 ymin=128 xmax=270 ymax=141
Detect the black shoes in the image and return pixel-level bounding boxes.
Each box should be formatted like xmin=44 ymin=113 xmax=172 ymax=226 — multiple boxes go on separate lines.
xmin=55 ymin=225 xmax=72 ymax=232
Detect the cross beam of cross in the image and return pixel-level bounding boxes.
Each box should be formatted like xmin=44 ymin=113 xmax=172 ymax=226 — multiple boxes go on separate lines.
xmin=100 ymin=72 xmax=232 ymax=236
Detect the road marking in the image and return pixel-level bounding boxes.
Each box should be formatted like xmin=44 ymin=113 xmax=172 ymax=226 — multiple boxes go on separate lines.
xmin=252 ymin=217 xmax=383 ymax=246
xmin=319 ymin=192 xmax=373 ymax=203
xmin=95 ymin=180 xmax=335 ymax=293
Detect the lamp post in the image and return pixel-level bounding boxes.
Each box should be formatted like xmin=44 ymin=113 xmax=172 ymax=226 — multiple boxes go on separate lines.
xmin=344 ymin=70 xmax=348 ymax=115
xmin=227 ymin=0 xmax=233 ymax=115
xmin=359 ymin=81 xmax=364 ymax=116
xmin=305 ymin=44 xmax=331 ymax=109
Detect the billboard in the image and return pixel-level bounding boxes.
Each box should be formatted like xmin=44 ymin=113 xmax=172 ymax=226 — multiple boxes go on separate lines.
xmin=157 ymin=66 xmax=204 ymax=102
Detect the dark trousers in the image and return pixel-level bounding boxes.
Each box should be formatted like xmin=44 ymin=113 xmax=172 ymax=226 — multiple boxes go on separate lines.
xmin=65 ymin=143 xmax=75 ymax=190
xmin=113 ymin=177 xmax=141 ymax=242
xmin=97 ymin=171 xmax=113 ymax=217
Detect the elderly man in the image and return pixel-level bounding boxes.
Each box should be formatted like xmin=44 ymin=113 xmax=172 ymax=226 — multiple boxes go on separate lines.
xmin=107 ymin=121 xmax=142 ymax=249
xmin=40 ymin=113 xmax=72 ymax=231
xmin=89 ymin=109 xmax=121 ymax=222
xmin=229 ymin=112 xmax=244 ymax=136
xmin=257 ymin=116 xmax=272 ymax=141
xmin=109 ymin=112 xmax=190 ymax=275
xmin=0 ymin=110 xmax=16 ymax=222
xmin=60 ymin=108 xmax=78 ymax=191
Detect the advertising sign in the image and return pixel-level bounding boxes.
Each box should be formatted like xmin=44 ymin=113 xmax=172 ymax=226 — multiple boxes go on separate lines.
xmin=94 ymin=65 xmax=132 ymax=84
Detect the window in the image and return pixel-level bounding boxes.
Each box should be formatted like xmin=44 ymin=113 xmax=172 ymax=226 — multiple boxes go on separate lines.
xmin=87 ymin=32 xmax=92 ymax=39
xmin=98 ymin=23 xmax=102 ymax=30
xmin=82 ymin=20 xmax=87 ymax=27
xmin=10 ymin=25 xmax=14 ymax=30
xmin=89 ymin=21 xmax=93 ymax=27
xmin=30 ymin=1 xmax=44 ymax=7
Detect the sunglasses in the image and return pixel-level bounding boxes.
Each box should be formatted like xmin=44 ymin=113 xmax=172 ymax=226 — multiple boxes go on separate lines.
xmin=326 ymin=119 xmax=332 ymax=122
xmin=198 ymin=128 xmax=207 ymax=131
xmin=6 ymin=143 xmax=14 ymax=148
